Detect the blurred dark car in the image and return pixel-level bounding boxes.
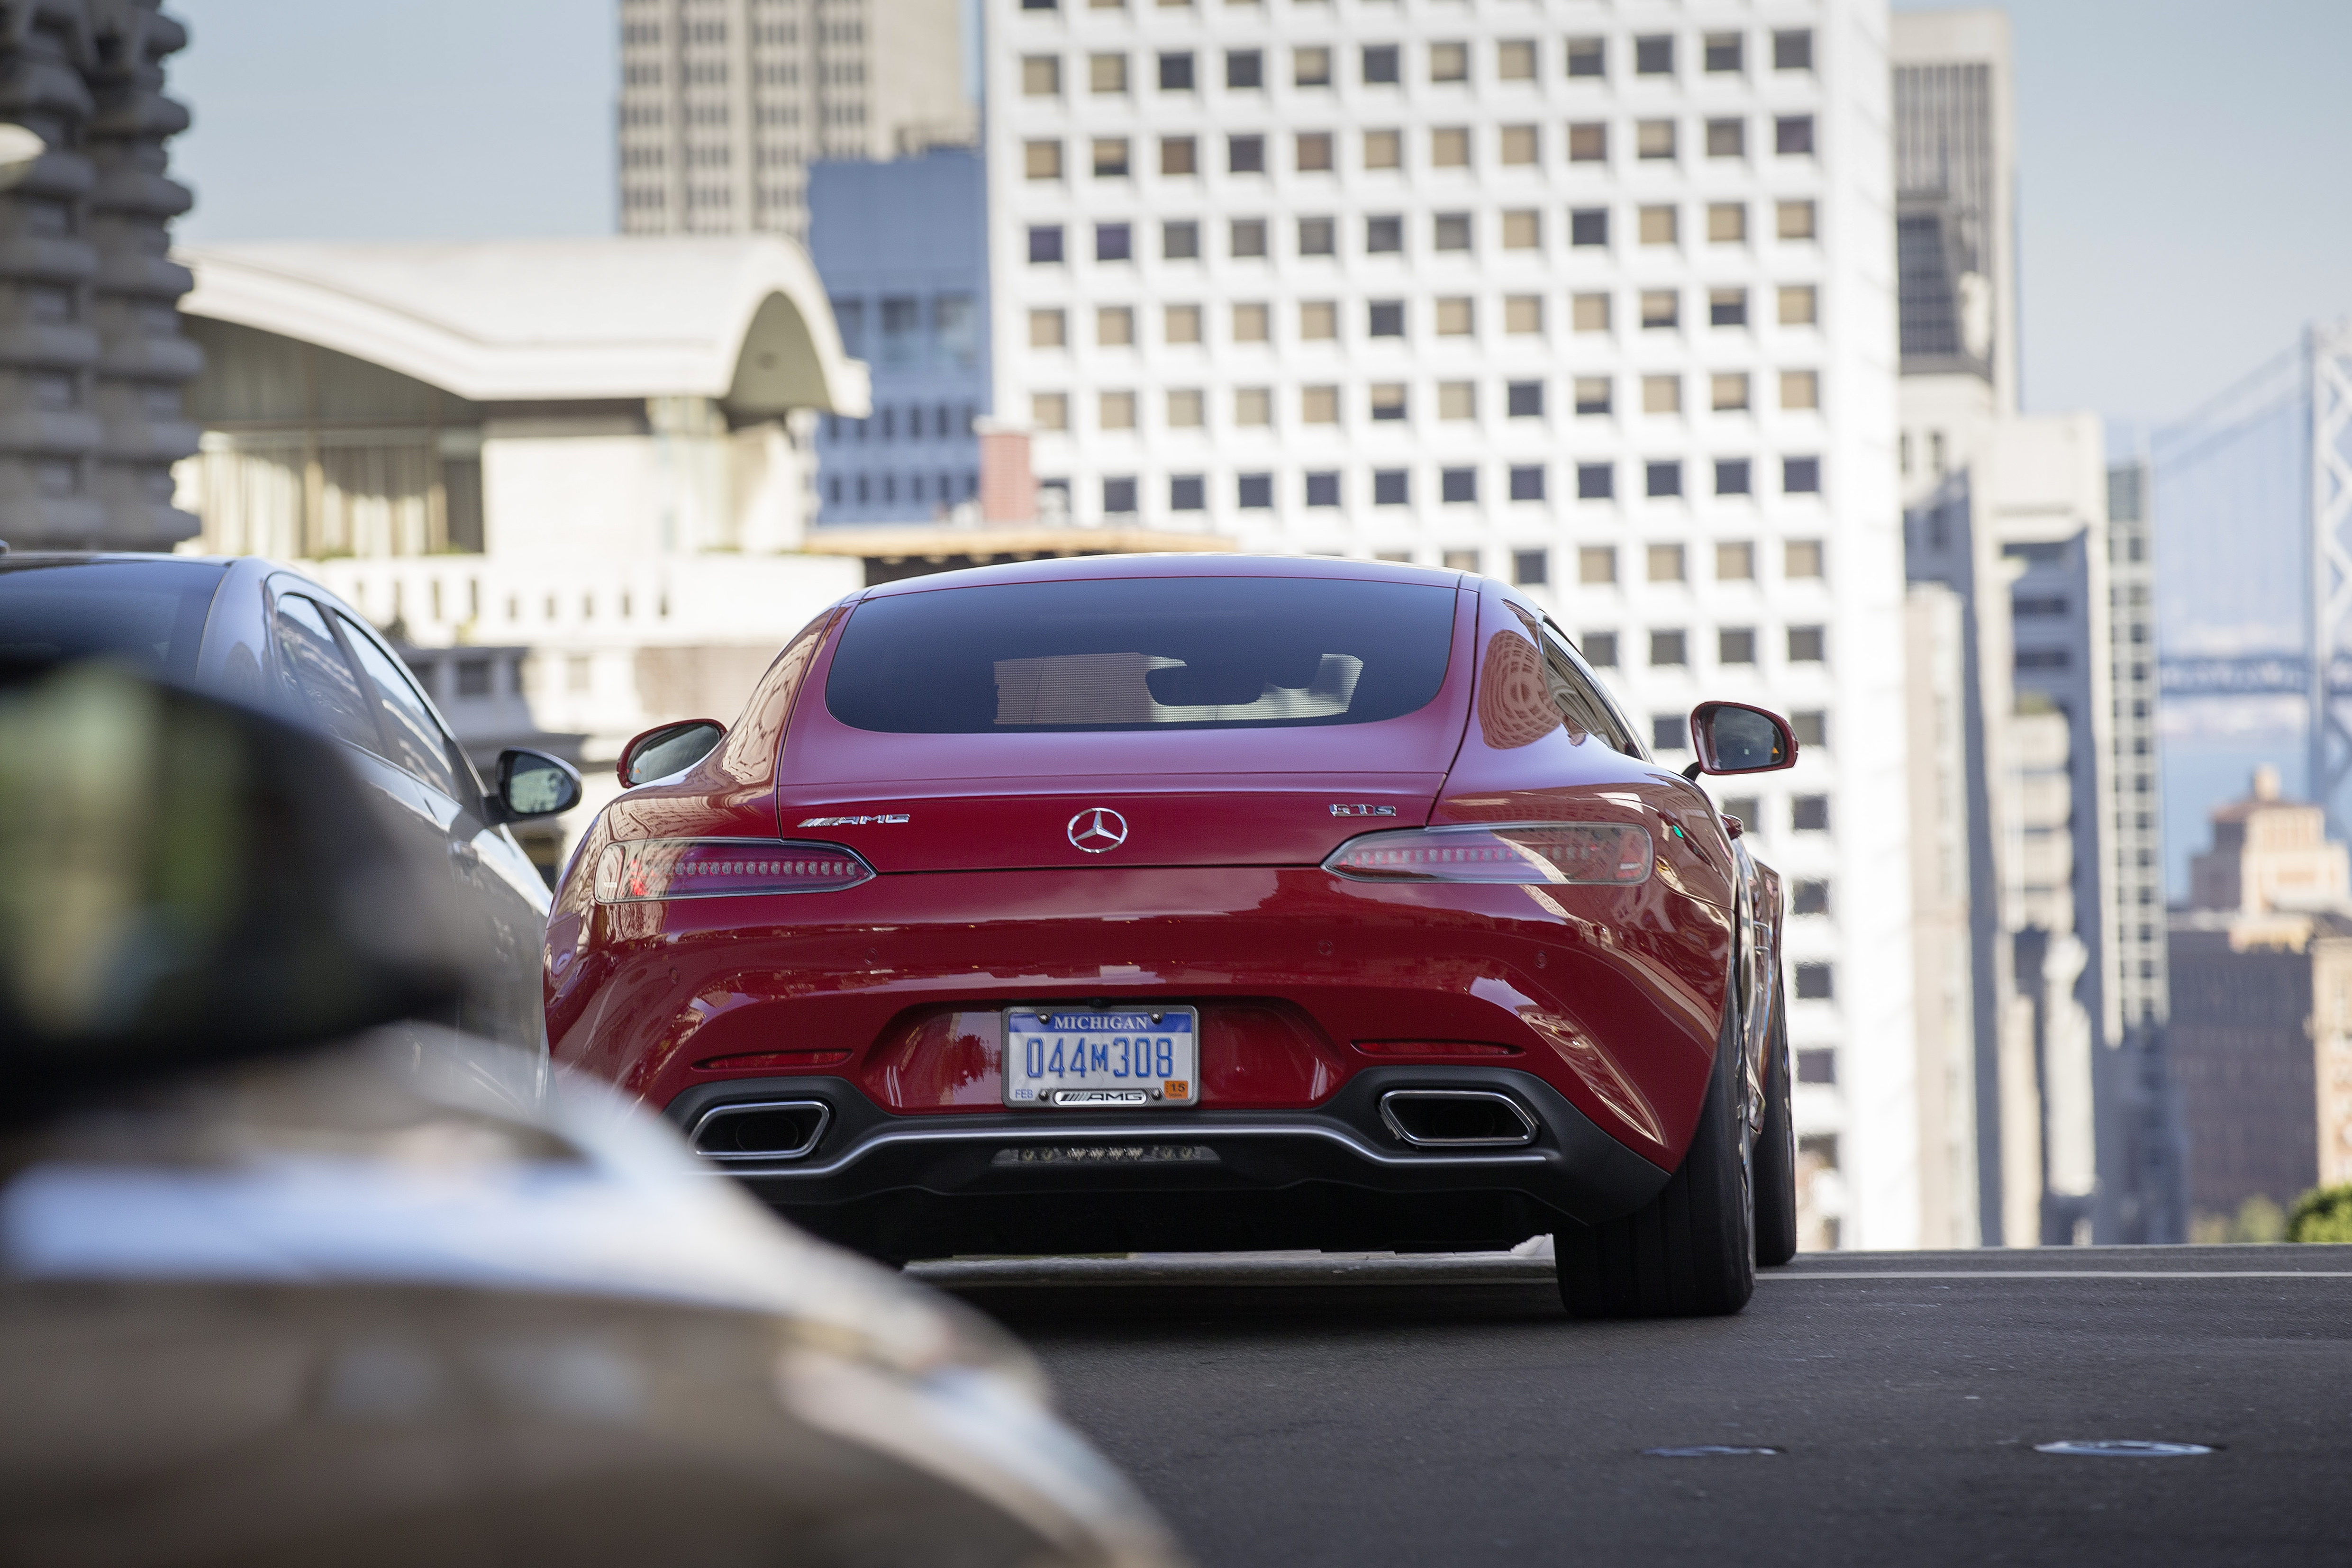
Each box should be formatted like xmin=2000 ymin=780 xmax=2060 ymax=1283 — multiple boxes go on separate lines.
xmin=0 ymin=552 xmax=579 ymax=1047
xmin=0 ymin=659 xmax=1187 ymax=1568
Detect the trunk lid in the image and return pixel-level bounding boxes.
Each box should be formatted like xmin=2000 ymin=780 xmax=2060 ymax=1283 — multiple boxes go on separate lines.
xmin=780 ymin=771 xmax=1447 ymax=873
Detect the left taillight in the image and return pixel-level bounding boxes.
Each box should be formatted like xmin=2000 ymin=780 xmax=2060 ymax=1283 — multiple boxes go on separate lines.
xmin=592 ymin=838 xmax=875 ymax=903
xmin=1322 ymin=822 xmax=1653 ymax=886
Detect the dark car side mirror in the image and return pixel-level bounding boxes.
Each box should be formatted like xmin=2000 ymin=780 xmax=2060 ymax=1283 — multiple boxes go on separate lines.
xmin=0 ymin=660 xmax=469 ymax=1125
xmin=1684 ymin=701 xmax=1799 ymax=778
xmin=496 ymin=747 xmax=583 ymax=822
xmin=618 ymin=718 xmax=727 ymax=788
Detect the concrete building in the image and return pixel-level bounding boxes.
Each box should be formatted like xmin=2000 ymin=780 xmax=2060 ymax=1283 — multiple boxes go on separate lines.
xmin=2170 ymin=769 xmax=2352 ymax=1229
xmin=617 ymin=0 xmax=971 ymax=243
xmin=171 ymin=237 xmax=870 ymax=874
xmin=1895 ymin=9 xmax=2180 ymax=1245
xmin=1903 ymin=577 xmax=1978 ymax=1247
xmin=988 ymin=0 xmax=1912 ymax=1247
xmin=808 ymin=147 xmax=991 ymax=524
xmin=0 ymin=0 xmax=202 ymax=548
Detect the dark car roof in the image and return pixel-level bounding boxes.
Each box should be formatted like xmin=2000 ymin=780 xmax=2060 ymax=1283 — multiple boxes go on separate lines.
xmin=0 ymin=552 xmax=233 ymax=573
xmin=857 ymin=552 xmax=1471 ymax=600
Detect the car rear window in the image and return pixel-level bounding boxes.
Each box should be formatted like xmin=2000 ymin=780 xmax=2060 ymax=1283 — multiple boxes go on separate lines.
xmin=0 ymin=559 xmax=226 ymax=678
xmin=826 ymin=576 xmax=1458 ymax=733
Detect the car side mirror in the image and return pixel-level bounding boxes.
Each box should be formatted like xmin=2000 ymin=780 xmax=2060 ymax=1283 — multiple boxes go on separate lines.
xmin=618 ymin=718 xmax=726 ymax=788
xmin=1685 ymin=701 xmax=1798 ymax=777
xmin=496 ymin=747 xmax=583 ymax=822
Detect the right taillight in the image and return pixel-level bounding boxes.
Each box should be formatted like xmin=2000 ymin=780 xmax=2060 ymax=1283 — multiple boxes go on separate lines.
xmin=1323 ymin=823 xmax=1654 ymax=886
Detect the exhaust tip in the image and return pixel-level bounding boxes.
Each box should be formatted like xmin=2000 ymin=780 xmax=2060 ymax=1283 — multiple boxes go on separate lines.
xmin=1379 ymin=1089 xmax=1538 ymax=1148
xmin=690 ymin=1100 xmax=831 ymax=1161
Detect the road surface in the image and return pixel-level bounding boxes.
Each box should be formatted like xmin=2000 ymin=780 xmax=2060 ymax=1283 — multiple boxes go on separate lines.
xmin=918 ymin=1245 xmax=2352 ymax=1567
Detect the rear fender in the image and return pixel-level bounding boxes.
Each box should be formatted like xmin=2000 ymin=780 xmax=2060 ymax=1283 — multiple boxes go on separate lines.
xmin=1429 ymin=586 xmax=1739 ymax=1059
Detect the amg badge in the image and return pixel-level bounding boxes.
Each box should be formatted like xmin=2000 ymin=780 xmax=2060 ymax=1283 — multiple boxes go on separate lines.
xmin=1052 ymin=1088 xmax=1154 ymax=1106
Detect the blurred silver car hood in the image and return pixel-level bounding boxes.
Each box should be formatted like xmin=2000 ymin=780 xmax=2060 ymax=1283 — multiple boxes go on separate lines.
xmin=0 ymin=1032 xmax=1187 ymax=1568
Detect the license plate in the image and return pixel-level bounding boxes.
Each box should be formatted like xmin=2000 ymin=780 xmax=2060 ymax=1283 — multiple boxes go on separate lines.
xmin=1003 ymin=1007 xmax=1199 ymax=1108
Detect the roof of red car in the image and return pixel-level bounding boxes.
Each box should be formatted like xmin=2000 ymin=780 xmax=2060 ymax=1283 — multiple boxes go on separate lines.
xmin=857 ymin=552 xmax=1472 ymax=599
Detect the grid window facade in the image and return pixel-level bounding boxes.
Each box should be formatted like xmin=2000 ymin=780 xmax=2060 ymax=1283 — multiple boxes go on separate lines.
xmin=990 ymin=9 xmax=1885 ymax=1168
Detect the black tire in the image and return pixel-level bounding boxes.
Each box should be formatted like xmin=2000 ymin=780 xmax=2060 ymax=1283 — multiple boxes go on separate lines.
xmin=1753 ymin=972 xmax=1798 ymax=1267
xmin=1556 ymin=1001 xmax=1756 ymax=1319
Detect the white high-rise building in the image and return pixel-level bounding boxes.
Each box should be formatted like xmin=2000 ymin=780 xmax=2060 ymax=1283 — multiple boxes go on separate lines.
xmin=617 ymin=0 xmax=971 ymax=241
xmin=987 ymin=0 xmax=1915 ymax=1247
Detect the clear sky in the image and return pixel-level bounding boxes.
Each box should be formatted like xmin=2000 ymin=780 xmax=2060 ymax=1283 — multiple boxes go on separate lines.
xmin=172 ymin=0 xmax=2351 ymax=428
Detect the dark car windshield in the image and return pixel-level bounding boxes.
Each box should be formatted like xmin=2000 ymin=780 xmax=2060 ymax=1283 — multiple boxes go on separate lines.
xmin=826 ymin=575 xmax=1458 ymax=734
xmin=0 ymin=559 xmax=227 ymax=679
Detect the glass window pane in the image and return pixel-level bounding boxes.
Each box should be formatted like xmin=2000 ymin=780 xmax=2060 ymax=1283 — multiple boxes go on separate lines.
xmin=272 ymin=594 xmax=382 ymax=752
xmin=827 ymin=578 xmax=1457 ymax=733
xmin=339 ymin=613 xmax=463 ymax=797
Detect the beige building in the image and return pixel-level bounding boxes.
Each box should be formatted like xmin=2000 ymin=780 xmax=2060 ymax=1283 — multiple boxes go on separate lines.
xmin=2170 ymin=770 xmax=2352 ymax=1228
xmin=171 ymin=237 xmax=872 ymax=871
xmin=2189 ymin=764 xmax=2352 ymax=917
xmin=617 ymin=0 xmax=972 ymax=242
xmin=1903 ymin=580 xmax=1977 ymax=1247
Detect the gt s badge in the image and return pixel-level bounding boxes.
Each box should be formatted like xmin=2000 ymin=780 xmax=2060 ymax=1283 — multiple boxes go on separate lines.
xmin=1329 ymin=804 xmax=1397 ymax=817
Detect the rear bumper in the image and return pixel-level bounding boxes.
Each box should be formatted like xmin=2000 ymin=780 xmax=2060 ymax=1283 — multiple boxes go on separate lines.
xmin=554 ymin=866 xmax=1733 ymax=1175
xmin=663 ymin=1065 xmax=1673 ymax=1260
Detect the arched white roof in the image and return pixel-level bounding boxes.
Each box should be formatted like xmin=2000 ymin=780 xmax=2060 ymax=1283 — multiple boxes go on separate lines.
xmin=176 ymin=237 xmax=871 ymax=417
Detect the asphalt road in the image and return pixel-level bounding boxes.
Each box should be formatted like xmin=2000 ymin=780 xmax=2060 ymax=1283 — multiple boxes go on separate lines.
xmin=918 ymin=1245 xmax=2352 ymax=1568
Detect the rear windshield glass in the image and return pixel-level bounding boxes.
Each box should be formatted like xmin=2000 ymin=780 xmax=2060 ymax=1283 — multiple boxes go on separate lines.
xmin=0 ymin=559 xmax=226 ymax=678
xmin=826 ymin=576 xmax=1457 ymax=733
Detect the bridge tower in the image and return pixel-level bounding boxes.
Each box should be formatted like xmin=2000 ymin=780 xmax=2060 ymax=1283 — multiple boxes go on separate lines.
xmin=2306 ymin=321 xmax=2352 ymax=831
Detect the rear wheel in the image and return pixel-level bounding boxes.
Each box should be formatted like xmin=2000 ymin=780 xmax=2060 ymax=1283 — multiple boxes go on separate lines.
xmin=1556 ymin=1004 xmax=1755 ymax=1318
xmin=1753 ymin=973 xmax=1798 ymax=1267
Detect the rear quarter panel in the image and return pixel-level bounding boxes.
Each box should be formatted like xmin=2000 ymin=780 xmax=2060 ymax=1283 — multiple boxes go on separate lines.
xmin=1426 ymin=584 xmax=1744 ymax=1154
xmin=545 ymin=605 xmax=845 ymax=1039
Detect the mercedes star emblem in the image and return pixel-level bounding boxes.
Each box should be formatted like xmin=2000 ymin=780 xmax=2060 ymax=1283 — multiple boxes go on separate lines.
xmin=1067 ymin=807 xmax=1129 ymax=853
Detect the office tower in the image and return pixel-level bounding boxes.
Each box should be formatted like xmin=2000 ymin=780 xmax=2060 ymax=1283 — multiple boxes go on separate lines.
xmin=990 ymin=0 xmax=1915 ymax=1246
xmin=1896 ymin=9 xmax=2180 ymax=1244
xmin=808 ymin=147 xmax=991 ymax=525
xmin=2105 ymin=459 xmax=2185 ymax=1242
xmin=1891 ymin=9 xmax=2015 ymax=412
xmin=618 ymin=0 xmax=971 ymax=242
xmin=0 ymin=0 xmax=200 ymax=547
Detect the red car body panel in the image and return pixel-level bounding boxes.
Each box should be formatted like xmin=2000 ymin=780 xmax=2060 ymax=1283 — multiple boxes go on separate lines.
xmin=547 ymin=557 xmax=1774 ymax=1252
xmin=552 ymin=863 xmax=1726 ymax=1158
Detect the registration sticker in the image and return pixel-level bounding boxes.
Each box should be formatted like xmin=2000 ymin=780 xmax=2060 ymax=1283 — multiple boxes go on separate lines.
xmin=1003 ymin=1008 xmax=1199 ymax=1108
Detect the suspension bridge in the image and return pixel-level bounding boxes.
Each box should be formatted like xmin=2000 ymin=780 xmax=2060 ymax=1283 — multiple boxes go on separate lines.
xmin=2152 ymin=322 xmax=2352 ymax=826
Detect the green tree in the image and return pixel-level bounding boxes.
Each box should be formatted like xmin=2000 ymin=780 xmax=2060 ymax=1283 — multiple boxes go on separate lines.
xmin=2288 ymin=1183 xmax=2352 ymax=1243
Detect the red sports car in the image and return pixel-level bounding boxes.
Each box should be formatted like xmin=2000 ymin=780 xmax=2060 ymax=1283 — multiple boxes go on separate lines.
xmin=546 ymin=556 xmax=1801 ymax=1317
